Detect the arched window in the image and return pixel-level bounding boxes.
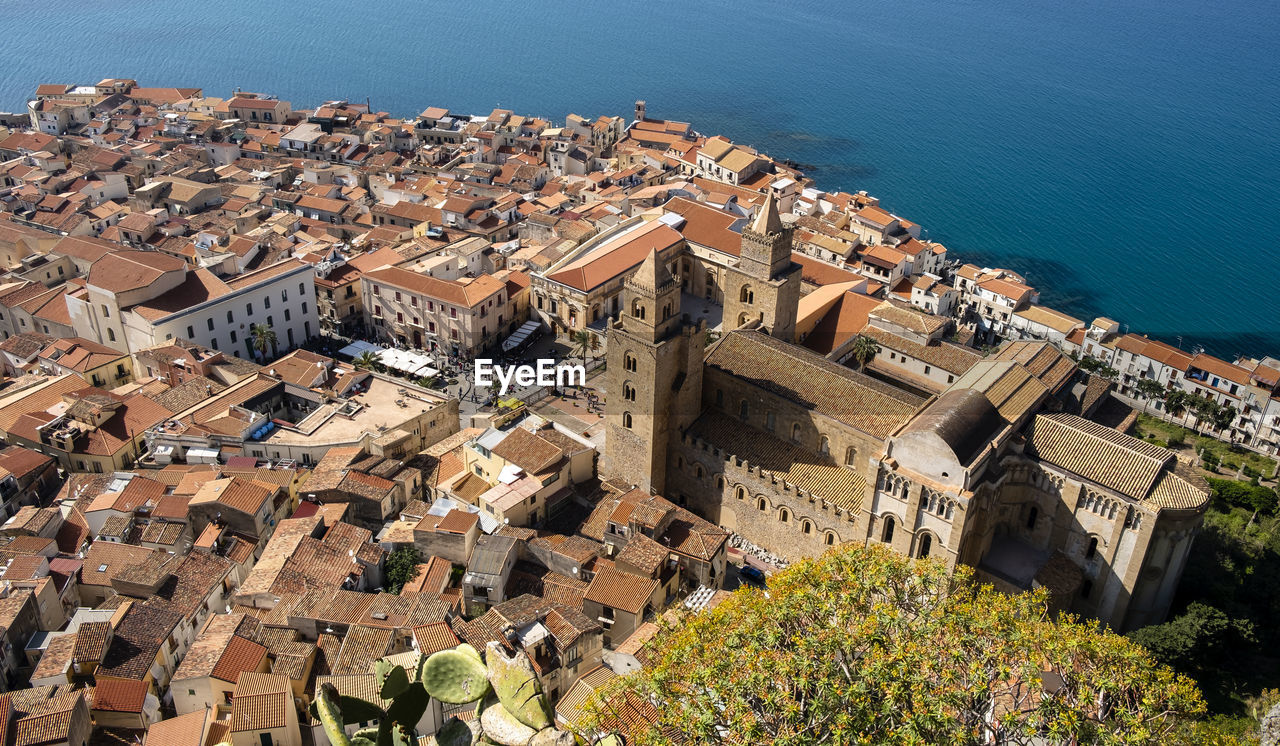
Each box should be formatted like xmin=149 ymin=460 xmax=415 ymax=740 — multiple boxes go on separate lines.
xmin=791 ymin=423 xmax=801 ymax=443
xmin=694 ymin=464 xmax=705 ymax=479
xmin=739 ymin=285 xmax=754 ymax=303
xmin=818 ymin=436 xmax=830 ymax=455
xmin=631 ymin=300 xmax=645 ymax=320
xmin=623 ymin=382 xmax=636 ymax=402
xmin=676 ymin=456 xmax=684 ymax=470
xmin=661 ymin=303 xmax=672 ymax=321
xmin=1026 ymin=505 xmax=1039 ymax=530
xmin=734 ymin=485 xmax=746 ymax=500
xmin=845 ymin=446 xmax=856 ymax=467
xmin=739 ymin=400 xmax=749 ymax=421
xmin=779 ymin=508 xmax=790 ymax=524
xmin=715 ymin=389 xmax=724 ymax=407
xmin=717 ymin=475 xmax=727 ymax=491
xmin=918 ymin=534 xmax=933 ymax=559
xmin=622 ymin=412 xmax=632 ymax=429
xmin=801 ymin=519 xmax=813 ymax=534
xmin=882 ymin=515 xmax=895 ymax=544
xmin=624 ymin=353 xmax=637 ymax=373
xmin=757 ymin=497 xmax=767 ymax=511
xmin=825 ymin=531 xmax=837 ymax=546
xmin=1085 ymin=537 xmax=1098 ymax=560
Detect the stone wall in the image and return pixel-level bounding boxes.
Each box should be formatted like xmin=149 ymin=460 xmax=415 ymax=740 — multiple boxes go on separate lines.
xmin=670 ymin=435 xmax=857 ymax=563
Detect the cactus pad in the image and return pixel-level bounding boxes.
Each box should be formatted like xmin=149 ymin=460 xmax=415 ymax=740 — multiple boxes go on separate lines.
xmin=422 ymin=647 xmax=492 ymax=704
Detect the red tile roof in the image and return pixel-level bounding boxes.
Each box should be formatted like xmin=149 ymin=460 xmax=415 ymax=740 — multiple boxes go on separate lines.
xmin=211 ymin=635 xmax=268 ymax=684
xmin=91 ymin=679 xmax=148 ymax=713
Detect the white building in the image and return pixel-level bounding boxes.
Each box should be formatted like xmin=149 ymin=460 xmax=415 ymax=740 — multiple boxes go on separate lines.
xmin=67 ymin=250 xmax=318 ymax=358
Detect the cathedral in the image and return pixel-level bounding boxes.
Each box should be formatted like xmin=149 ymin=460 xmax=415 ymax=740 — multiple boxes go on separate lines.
xmin=604 ymin=194 xmax=1208 ymax=632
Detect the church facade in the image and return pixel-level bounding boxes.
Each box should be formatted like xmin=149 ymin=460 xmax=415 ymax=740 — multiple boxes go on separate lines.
xmin=603 ymin=195 xmax=1208 ymax=632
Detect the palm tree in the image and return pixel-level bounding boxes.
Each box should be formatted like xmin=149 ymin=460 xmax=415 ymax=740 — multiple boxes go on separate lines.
xmin=353 ymin=350 xmax=381 ymax=370
xmin=848 ymin=335 xmax=881 ymax=371
xmin=571 ymin=330 xmax=597 ymax=364
xmin=250 ymin=323 xmax=278 ymax=361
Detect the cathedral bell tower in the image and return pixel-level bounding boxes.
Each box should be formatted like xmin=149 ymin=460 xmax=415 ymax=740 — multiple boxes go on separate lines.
xmin=723 ymin=190 xmax=802 ymax=342
xmin=604 ymin=249 xmax=705 ymax=495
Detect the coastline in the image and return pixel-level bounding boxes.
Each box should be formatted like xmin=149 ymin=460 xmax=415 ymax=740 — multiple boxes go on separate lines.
xmin=5 ymin=78 xmax=1277 ymax=456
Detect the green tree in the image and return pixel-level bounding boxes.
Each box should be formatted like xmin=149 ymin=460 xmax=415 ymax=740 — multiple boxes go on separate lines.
xmin=384 ymin=546 xmax=421 ymax=594
xmin=1191 ymin=395 xmax=1219 ymax=423
xmin=571 ymin=329 xmax=598 ymax=364
xmin=251 ymin=323 xmax=278 ymax=360
xmin=847 ymin=334 xmax=880 ymax=371
xmin=1135 ymin=378 xmax=1167 ymax=412
xmin=1078 ymin=355 xmax=1118 ymax=378
xmin=1130 ymin=504 xmax=1280 ymax=720
xmin=1129 ymin=602 xmax=1254 ymax=673
xmin=1206 ymin=477 xmax=1278 ymax=515
xmin=1213 ymin=403 xmax=1238 ymax=434
xmin=580 ymin=544 xmax=1205 ymax=745
xmin=354 ymin=350 xmax=381 ymax=370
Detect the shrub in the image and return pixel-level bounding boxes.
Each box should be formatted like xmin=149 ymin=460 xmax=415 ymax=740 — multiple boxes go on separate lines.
xmin=1206 ymin=477 xmax=1279 ymax=515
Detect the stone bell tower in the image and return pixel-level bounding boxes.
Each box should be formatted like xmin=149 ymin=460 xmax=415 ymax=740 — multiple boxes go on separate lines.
xmin=604 ymin=249 xmax=705 ymax=494
xmin=722 ymin=190 xmax=801 ymax=342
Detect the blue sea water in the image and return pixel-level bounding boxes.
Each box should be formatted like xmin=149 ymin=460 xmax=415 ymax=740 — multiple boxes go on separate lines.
xmin=2 ymin=0 xmax=1277 ymax=358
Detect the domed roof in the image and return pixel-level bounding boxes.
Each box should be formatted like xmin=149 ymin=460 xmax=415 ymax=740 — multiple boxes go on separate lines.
xmin=900 ymin=388 xmax=1004 ymax=465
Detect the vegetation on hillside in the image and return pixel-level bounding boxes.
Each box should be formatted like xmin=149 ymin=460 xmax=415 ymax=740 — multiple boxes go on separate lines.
xmin=1129 ymin=485 xmax=1280 ymax=722
xmin=1134 ymin=414 xmax=1277 ymax=477
xmin=580 ymin=543 xmax=1209 ymax=745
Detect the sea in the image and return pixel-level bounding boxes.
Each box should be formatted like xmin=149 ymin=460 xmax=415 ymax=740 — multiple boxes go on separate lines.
xmin=2 ymin=0 xmax=1277 ymax=359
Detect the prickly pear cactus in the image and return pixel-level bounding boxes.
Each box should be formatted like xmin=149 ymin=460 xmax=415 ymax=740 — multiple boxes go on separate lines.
xmin=422 ymin=647 xmax=491 ymax=704
xmin=310 ymin=643 xmax=618 ymax=746
xmin=484 ymin=642 xmax=552 ymax=730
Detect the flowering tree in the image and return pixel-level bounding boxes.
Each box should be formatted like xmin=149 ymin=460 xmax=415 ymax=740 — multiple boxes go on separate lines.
xmin=580 ymin=544 xmax=1206 ymax=745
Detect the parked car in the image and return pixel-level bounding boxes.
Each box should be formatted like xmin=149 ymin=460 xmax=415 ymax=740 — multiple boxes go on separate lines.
xmin=738 ymin=564 xmax=767 ymax=586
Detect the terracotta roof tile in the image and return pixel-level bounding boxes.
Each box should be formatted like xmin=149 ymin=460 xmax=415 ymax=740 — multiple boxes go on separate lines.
xmin=707 ymin=329 xmax=921 ymax=439
xmin=411 ymin=622 xmax=460 ymax=657
xmin=583 ymin=566 xmax=657 ymax=615
xmin=211 ymin=635 xmax=268 ymax=684
xmin=91 ymin=679 xmax=147 ymax=713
